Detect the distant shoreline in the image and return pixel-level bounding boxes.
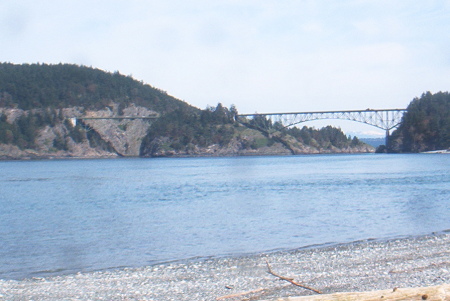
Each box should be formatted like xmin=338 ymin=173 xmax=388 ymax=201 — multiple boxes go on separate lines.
xmin=421 ymin=149 xmax=450 ymax=154
xmin=4 ymin=149 xmax=450 ymax=162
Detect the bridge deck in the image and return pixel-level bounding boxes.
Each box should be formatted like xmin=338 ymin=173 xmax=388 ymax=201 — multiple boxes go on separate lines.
xmin=77 ymin=116 xmax=159 ymax=120
xmin=238 ymin=108 xmax=406 ymax=117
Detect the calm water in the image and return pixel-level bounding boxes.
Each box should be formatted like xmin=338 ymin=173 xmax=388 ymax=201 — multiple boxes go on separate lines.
xmin=1 ymin=154 xmax=449 ymax=280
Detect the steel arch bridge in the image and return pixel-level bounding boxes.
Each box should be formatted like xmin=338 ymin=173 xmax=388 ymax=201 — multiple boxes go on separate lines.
xmin=238 ymin=109 xmax=406 ymax=131
xmin=237 ymin=109 xmax=407 ymax=144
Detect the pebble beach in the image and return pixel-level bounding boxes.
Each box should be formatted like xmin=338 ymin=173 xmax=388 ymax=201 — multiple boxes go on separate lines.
xmin=1 ymin=232 xmax=449 ymax=301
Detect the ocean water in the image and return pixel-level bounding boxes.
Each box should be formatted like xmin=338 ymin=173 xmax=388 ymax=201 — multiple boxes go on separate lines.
xmin=1 ymin=154 xmax=449 ymax=280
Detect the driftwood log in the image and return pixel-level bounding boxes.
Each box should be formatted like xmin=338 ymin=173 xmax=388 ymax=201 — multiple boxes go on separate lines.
xmin=263 ymin=283 xmax=450 ymax=301
xmin=266 ymin=260 xmax=323 ymax=294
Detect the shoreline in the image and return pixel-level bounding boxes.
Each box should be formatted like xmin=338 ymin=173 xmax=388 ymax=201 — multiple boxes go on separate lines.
xmin=0 ymin=151 xmax=372 ymax=161
xmin=2 ymin=150 xmax=447 ymax=162
xmin=1 ymin=232 xmax=449 ymax=300
xmin=2 ymin=231 xmax=448 ymax=281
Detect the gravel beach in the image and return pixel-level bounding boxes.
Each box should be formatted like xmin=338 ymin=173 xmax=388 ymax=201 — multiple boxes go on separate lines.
xmin=1 ymin=232 xmax=449 ymax=301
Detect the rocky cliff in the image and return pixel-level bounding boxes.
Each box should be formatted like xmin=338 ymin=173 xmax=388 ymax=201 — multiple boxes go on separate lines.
xmin=0 ymin=103 xmax=158 ymax=159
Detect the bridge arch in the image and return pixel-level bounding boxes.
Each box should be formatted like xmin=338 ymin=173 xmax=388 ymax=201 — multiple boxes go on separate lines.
xmin=237 ymin=109 xmax=407 ymax=144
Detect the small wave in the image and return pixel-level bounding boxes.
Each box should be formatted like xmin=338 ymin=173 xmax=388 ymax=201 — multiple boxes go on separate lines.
xmin=29 ymin=268 xmax=67 ymax=276
xmin=5 ymin=178 xmax=51 ymax=182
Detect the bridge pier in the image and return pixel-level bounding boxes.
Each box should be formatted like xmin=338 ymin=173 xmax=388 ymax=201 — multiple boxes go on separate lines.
xmin=385 ymin=130 xmax=390 ymax=148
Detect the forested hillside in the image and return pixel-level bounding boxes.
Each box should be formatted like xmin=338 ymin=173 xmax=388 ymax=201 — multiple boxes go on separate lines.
xmin=0 ymin=63 xmax=197 ymax=157
xmin=0 ymin=63 xmax=372 ymax=159
xmin=389 ymin=91 xmax=450 ymax=152
xmin=0 ymin=63 xmax=191 ymax=112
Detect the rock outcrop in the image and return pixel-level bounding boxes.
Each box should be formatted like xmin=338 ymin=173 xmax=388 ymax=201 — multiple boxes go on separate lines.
xmin=0 ymin=103 xmax=158 ymax=159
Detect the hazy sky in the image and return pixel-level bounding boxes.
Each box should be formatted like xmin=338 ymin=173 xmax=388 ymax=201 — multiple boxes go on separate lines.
xmin=1 ymin=1 xmax=450 ymax=136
